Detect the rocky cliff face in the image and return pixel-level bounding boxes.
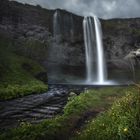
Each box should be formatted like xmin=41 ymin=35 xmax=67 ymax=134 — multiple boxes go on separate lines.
xmin=0 ymin=0 xmax=53 ymax=63
xmin=46 ymin=9 xmax=85 ymax=82
xmin=1 ymin=0 xmax=140 ymax=83
xmin=102 ymin=19 xmax=140 ymax=67
xmin=0 ymin=0 xmax=85 ymax=83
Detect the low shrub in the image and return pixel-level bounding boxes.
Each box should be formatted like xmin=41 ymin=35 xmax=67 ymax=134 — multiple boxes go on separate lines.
xmin=0 ymin=81 xmax=48 ymax=100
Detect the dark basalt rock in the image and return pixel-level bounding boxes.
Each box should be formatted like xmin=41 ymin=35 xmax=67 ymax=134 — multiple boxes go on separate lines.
xmin=35 ymin=72 xmax=48 ymax=83
xmin=102 ymin=19 xmax=140 ymax=57
xmin=22 ymin=63 xmax=33 ymax=71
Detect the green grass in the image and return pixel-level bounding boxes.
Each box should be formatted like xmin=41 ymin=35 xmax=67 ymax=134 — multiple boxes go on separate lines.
xmin=64 ymin=87 xmax=128 ymax=116
xmin=73 ymin=87 xmax=140 ymax=140
xmin=0 ymin=35 xmax=48 ymax=100
xmin=0 ymin=86 xmax=136 ymax=140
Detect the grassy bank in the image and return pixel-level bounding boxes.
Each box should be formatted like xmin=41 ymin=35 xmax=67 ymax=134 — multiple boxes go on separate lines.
xmin=0 ymin=35 xmax=48 ymax=100
xmin=73 ymin=87 xmax=140 ymax=140
xmin=1 ymin=86 xmax=138 ymax=140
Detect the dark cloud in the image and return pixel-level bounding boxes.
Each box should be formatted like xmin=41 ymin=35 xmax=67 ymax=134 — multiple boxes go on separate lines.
xmin=14 ymin=0 xmax=140 ymax=19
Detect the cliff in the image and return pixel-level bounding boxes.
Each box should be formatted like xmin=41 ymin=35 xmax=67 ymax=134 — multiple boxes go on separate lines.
xmin=0 ymin=0 xmax=140 ymax=83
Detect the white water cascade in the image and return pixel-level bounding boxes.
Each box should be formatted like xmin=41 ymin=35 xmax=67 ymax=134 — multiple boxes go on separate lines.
xmin=83 ymin=16 xmax=108 ymax=85
xmin=53 ymin=10 xmax=61 ymax=38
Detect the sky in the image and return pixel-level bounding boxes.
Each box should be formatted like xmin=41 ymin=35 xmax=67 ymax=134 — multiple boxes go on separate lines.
xmin=14 ymin=0 xmax=140 ymax=19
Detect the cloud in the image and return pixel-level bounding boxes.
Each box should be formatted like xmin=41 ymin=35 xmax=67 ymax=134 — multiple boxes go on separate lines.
xmin=13 ymin=0 xmax=140 ymax=19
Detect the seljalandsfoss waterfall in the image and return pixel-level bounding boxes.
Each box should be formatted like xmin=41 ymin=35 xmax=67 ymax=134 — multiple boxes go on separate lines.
xmin=83 ymin=16 xmax=113 ymax=85
xmin=51 ymin=10 xmax=116 ymax=85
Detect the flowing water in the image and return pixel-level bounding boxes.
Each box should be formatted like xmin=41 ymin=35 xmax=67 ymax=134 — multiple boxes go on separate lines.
xmin=83 ymin=16 xmax=114 ymax=85
xmin=94 ymin=17 xmax=107 ymax=83
xmin=83 ymin=17 xmax=96 ymax=82
xmin=0 ymin=85 xmax=85 ymax=131
xmin=53 ymin=10 xmax=61 ymax=38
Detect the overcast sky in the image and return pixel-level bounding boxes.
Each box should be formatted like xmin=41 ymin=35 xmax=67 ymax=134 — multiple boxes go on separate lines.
xmin=14 ymin=0 xmax=140 ymax=19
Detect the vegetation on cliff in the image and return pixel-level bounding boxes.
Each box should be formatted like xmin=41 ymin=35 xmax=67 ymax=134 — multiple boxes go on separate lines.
xmin=0 ymin=34 xmax=48 ymax=100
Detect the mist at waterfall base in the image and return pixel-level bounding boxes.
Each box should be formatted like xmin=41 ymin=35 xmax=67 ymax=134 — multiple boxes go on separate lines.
xmin=47 ymin=11 xmax=134 ymax=86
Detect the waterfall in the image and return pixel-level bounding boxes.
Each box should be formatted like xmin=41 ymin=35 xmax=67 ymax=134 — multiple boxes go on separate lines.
xmin=53 ymin=10 xmax=61 ymax=37
xmin=53 ymin=10 xmax=74 ymax=41
xmin=70 ymin=14 xmax=74 ymax=42
xmin=94 ymin=16 xmax=107 ymax=83
xmin=83 ymin=16 xmax=107 ymax=84
xmin=83 ymin=17 xmax=96 ymax=82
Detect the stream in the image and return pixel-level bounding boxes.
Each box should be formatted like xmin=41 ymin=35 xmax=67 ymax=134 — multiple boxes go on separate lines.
xmin=0 ymin=84 xmax=85 ymax=131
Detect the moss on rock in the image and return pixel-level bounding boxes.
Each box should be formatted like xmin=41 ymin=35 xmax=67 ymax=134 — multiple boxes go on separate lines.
xmin=0 ymin=34 xmax=48 ymax=100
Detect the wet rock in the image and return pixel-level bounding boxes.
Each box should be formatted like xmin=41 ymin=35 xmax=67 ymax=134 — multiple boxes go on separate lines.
xmin=35 ymin=72 xmax=48 ymax=83
xmin=69 ymin=92 xmax=77 ymax=97
xmin=124 ymin=51 xmax=136 ymax=59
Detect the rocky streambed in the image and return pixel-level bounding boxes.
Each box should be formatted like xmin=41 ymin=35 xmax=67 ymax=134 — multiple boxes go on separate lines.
xmin=0 ymin=85 xmax=86 ymax=131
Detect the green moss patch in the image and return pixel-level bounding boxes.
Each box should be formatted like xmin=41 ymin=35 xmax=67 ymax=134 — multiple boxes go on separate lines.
xmin=0 ymin=35 xmax=48 ymax=100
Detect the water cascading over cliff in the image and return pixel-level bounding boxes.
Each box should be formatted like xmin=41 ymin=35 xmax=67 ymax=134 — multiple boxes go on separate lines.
xmin=52 ymin=10 xmax=114 ymax=85
xmin=53 ymin=10 xmax=61 ymax=39
xmin=83 ymin=16 xmax=108 ymax=85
